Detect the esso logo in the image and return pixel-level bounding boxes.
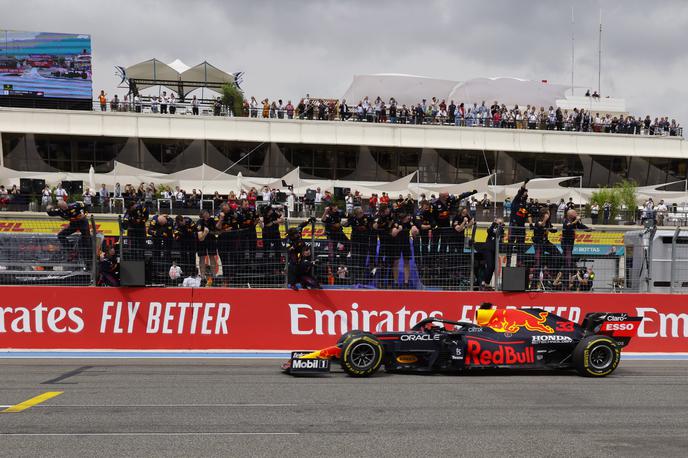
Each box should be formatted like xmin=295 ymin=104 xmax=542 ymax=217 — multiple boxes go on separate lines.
xmin=603 ymin=322 xmax=635 ymax=331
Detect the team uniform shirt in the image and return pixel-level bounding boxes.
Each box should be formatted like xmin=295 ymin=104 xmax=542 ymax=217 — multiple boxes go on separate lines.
xmin=195 ymin=216 xmax=218 ymax=249
xmin=347 ymin=214 xmax=371 ymax=241
xmin=174 ymin=217 xmax=197 ymax=244
xmin=47 ymin=202 xmax=87 ymax=221
xmin=561 ymin=219 xmax=589 ymax=246
xmin=485 ymin=222 xmax=503 ymax=247
xmin=147 ymin=214 xmax=174 ymax=239
xmin=393 ymin=217 xmax=414 ymax=243
xmin=432 ymin=199 xmax=453 ymax=228
xmin=322 ymin=209 xmax=345 ymax=236
xmin=415 ymin=209 xmax=435 ymax=232
xmin=216 ymin=209 xmax=240 ymax=234
xmin=239 ymin=208 xmax=258 ymax=234
xmin=452 ymin=213 xmax=472 ymax=246
xmin=262 ymin=210 xmax=282 ymax=238
xmin=532 ymin=219 xmax=554 ymax=244
xmin=509 ymin=187 xmax=530 ymax=227
xmin=124 ymin=203 xmax=149 ymax=228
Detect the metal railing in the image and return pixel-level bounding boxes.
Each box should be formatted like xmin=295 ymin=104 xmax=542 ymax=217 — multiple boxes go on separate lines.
xmin=0 ymin=96 xmax=682 ymax=138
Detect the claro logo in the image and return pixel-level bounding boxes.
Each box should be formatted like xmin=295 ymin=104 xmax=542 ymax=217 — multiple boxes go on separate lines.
xmin=0 ymin=303 xmax=84 ymax=333
xmin=288 ymin=303 xmax=444 ymax=335
xmin=636 ymin=308 xmax=688 ymax=338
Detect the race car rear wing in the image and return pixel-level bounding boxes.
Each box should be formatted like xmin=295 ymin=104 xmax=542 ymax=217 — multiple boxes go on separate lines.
xmin=582 ymin=313 xmax=643 ymax=347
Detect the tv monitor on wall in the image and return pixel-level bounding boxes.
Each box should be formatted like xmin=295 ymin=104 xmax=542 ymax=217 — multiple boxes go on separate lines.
xmin=0 ymin=29 xmax=92 ymax=106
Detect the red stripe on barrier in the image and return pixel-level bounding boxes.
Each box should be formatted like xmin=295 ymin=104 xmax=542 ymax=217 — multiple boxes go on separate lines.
xmin=0 ymin=287 xmax=685 ymax=353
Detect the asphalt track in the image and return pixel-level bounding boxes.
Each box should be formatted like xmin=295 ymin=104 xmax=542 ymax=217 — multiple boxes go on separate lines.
xmin=1 ymin=359 xmax=687 ymax=457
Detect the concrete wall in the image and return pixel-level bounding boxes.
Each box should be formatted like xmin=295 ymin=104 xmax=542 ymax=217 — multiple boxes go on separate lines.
xmin=0 ymin=107 xmax=686 ymax=159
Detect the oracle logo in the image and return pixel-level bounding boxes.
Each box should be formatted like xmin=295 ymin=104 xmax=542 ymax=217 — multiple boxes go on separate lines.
xmin=0 ymin=303 xmax=84 ymax=334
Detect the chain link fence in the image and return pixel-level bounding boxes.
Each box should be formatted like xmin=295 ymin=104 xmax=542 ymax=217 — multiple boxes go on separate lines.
xmin=0 ymin=213 xmax=687 ymax=292
xmin=495 ymin=225 xmax=625 ymax=292
xmin=0 ymin=215 xmax=99 ymax=285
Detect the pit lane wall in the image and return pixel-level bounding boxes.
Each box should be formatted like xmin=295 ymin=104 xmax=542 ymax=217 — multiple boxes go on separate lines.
xmin=0 ymin=287 xmax=686 ymax=353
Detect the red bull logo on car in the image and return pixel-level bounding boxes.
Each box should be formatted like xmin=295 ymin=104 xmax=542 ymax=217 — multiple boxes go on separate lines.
xmin=476 ymin=309 xmax=554 ymax=334
xmin=465 ymin=338 xmax=535 ymax=366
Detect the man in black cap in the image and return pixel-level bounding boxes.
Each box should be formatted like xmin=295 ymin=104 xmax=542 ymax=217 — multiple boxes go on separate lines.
xmin=122 ymin=200 xmax=149 ymax=261
xmin=286 ymin=218 xmax=320 ymax=290
xmin=507 ymin=180 xmax=531 ymax=266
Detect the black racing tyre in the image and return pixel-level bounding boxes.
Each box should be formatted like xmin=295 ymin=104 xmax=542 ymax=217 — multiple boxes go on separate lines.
xmin=340 ymin=333 xmax=384 ymax=377
xmin=337 ymin=330 xmax=365 ymax=346
xmin=573 ymin=335 xmax=620 ymax=377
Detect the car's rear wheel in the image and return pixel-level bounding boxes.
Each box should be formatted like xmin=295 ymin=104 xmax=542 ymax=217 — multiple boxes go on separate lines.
xmin=573 ymin=335 xmax=620 ymax=377
xmin=341 ymin=333 xmax=384 ymax=377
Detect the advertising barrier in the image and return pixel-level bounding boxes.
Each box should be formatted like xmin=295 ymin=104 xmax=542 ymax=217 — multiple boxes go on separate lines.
xmin=0 ymin=287 xmax=685 ymax=353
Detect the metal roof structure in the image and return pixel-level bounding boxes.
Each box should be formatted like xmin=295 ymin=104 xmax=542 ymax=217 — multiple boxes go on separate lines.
xmin=119 ymin=58 xmax=240 ymax=100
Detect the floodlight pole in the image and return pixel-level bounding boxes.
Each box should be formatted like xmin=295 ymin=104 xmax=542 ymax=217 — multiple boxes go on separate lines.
xmin=201 ymin=142 xmax=266 ymax=193
xmin=579 ymin=176 xmax=583 ymax=213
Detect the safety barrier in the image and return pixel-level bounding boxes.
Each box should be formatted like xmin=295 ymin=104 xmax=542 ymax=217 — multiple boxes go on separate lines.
xmin=0 ymin=287 xmax=685 ymax=353
xmin=1 ymin=214 xmax=686 ymax=293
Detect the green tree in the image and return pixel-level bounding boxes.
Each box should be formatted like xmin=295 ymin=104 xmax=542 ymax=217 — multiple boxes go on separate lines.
xmin=589 ymin=179 xmax=638 ymax=223
xmin=221 ymin=82 xmax=245 ymax=117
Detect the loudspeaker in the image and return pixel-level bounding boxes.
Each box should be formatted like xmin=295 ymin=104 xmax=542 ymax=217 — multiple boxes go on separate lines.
xmin=502 ymin=266 xmax=528 ymax=292
xmin=333 ymin=187 xmax=350 ymax=200
xmin=62 ymin=180 xmax=83 ymax=195
xmin=120 ymin=260 xmax=146 ymax=286
xmin=20 ymin=178 xmax=45 ymax=194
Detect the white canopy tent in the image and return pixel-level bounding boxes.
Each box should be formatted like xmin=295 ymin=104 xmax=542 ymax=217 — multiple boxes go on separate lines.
xmin=180 ymin=61 xmax=235 ymax=98
xmin=448 ymin=77 xmax=570 ymax=109
xmin=412 ymin=174 xmax=495 ymax=198
xmin=2 ymin=164 xmax=686 ymax=204
xmin=124 ymin=58 xmax=235 ymax=99
xmin=342 ymin=74 xmax=460 ymax=107
xmin=124 ymin=58 xmax=179 ymax=92
xmin=342 ymin=74 xmax=571 ymax=109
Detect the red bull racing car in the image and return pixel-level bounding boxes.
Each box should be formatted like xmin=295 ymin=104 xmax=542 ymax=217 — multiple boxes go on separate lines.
xmin=283 ymin=306 xmax=642 ymax=378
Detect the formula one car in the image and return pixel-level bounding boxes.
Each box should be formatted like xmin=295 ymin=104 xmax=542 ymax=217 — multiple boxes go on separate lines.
xmin=282 ymin=306 xmax=642 ymax=378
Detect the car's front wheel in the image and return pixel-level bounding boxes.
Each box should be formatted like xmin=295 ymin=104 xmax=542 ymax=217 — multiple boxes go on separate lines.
xmin=573 ymin=336 xmax=620 ymax=377
xmin=340 ymin=333 xmax=384 ymax=377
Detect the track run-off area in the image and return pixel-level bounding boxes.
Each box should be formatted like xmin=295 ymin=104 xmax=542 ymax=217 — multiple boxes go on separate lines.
xmin=1 ymin=358 xmax=687 ymax=456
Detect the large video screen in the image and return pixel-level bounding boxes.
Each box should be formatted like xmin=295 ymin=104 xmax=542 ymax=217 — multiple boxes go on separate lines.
xmin=0 ymin=29 xmax=92 ymax=99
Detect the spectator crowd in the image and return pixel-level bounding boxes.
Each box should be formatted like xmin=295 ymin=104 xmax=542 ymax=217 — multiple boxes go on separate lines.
xmin=96 ymin=89 xmax=682 ymax=137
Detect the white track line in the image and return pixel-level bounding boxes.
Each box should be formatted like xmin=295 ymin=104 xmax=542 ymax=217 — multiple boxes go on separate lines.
xmin=0 ymin=432 xmax=299 ymax=437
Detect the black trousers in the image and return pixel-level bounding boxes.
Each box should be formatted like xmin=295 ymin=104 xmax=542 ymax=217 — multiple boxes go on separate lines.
xmin=350 ymin=235 xmax=369 ymax=281
xmin=262 ymin=231 xmax=281 ymax=259
xmin=58 ymin=219 xmax=92 ymax=264
xmin=126 ymin=225 xmax=146 ymax=261
xmin=481 ymin=247 xmax=496 ymax=285
xmin=177 ymin=241 xmax=196 ymax=277
xmin=507 ymin=225 xmax=526 ymax=266
xmin=415 ymin=229 xmax=431 ymax=269
xmin=562 ymin=243 xmax=574 ymax=275
xmin=217 ymin=233 xmax=240 ymax=280
xmin=241 ymin=229 xmax=257 ymax=271
xmin=534 ymin=241 xmax=562 ymax=270
xmin=151 ymin=239 xmax=172 ymax=281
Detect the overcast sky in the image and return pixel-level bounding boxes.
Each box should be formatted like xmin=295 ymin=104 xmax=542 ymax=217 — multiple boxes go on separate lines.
xmin=3 ymin=0 xmax=686 ymax=122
